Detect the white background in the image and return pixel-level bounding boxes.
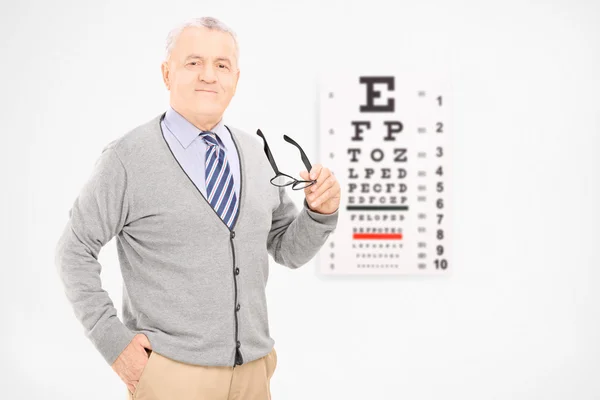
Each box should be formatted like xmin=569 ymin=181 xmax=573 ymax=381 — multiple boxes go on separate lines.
xmin=1 ymin=0 xmax=599 ymax=399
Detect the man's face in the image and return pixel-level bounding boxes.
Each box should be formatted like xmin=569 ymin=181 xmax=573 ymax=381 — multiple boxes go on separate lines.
xmin=161 ymin=26 xmax=240 ymax=120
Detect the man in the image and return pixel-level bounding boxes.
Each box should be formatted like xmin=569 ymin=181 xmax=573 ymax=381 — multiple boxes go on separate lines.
xmin=54 ymin=16 xmax=340 ymax=400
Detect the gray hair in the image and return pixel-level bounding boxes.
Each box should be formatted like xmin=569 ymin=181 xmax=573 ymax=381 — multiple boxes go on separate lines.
xmin=164 ymin=16 xmax=240 ymax=69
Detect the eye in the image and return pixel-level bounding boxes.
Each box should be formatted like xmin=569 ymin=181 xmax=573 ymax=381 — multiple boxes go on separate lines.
xmin=219 ymin=64 xmax=229 ymax=70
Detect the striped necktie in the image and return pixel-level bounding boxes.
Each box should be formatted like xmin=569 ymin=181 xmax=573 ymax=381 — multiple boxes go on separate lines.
xmin=199 ymin=130 xmax=238 ymax=229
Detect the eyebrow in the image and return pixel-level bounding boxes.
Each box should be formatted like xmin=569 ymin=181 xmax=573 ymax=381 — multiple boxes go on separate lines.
xmin=185 ymin=54 xmax=232 ymax=64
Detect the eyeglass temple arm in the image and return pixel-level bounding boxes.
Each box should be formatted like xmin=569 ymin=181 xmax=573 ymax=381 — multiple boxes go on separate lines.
xmin=282 ymin=134 xmax=313 ymax=175
xmin=256 ymin=129 xmax=281 ymax=174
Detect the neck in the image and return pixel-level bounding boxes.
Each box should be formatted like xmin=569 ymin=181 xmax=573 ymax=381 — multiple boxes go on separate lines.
xmin=171 ymin=104 xmax=222 ymax=132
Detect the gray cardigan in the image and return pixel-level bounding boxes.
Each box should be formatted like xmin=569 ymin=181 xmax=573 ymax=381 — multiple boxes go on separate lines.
xmin=54 ymin=111 xmax=339 ymax=367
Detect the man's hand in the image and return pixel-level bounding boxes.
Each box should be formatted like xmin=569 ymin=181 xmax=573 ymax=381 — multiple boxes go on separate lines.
xmin=299 ymin=164 xmax=341 ymax=215
xmin=111 ymin=333 xmax=153 ymax=394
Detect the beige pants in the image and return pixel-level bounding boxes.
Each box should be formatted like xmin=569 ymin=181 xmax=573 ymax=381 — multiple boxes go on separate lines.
xmin=128 ymin=347 xmax=277 ymax=400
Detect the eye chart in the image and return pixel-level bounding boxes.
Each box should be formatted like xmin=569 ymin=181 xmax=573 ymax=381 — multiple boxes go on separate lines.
xmin=318 ymin=74 xmax=452 ymax=275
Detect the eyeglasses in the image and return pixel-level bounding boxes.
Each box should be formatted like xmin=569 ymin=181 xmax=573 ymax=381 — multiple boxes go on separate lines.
xmin=256 ymin=129 xmax=317 ymax=190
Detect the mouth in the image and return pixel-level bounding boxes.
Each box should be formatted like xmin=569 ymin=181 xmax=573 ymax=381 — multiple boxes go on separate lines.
xmin=195 ymin=89 xmax=217 ymax=93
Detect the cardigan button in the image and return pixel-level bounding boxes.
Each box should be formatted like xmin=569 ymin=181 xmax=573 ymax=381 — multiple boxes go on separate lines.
xmin=236 ymin=303 xmax=241 ymax=311
xmin=235 ymin=267 xmax=240 ymax=275
xmin=236 ymin=340 xmax=241 ymax=348
xmin=230 ymin=231 xmax=235 ymax=239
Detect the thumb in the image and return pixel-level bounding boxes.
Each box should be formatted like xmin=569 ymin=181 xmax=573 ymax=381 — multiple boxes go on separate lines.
xmin=136 ymin=333 xmax=152 ymax=350
xmin=299 ymin=170 xmax=313 ymax=196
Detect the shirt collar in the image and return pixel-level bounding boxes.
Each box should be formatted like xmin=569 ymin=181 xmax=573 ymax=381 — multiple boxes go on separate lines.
xmin=163 ymin=105 xmax=227 ymax=149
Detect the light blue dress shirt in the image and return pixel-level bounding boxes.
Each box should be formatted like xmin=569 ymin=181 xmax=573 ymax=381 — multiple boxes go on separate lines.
xmin=160 ymin=106 xmax=241 ymax=202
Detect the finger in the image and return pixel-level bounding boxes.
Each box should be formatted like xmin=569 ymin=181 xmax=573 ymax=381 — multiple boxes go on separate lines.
xmin=307 ymin=174 xmax=335 ymax=206
xmin=310 ymin=166 xmax=331 ymax=192
xmin=309 ymin=164 xmax=323 ymax=181
xmin=308 ymin=168 xmax=332 ymax=195
xmin=138 ymin=333 xmax=152 ymax=350
xmin=311 ymin=187 xmax=333 ymax=208
xmin=128 ymin=380 xmax=138 ymax=393
xmin=312 ymin=180 xmax=340 ymax=208
xmin=299 ymin=170 xmax=313 ymax=196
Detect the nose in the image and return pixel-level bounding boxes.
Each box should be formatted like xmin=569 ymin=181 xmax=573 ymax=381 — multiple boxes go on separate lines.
xmin=199 ymin=63 xmax=217 ymax=83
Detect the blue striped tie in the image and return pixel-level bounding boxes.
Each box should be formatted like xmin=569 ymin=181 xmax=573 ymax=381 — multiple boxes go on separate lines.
xmin=199 ymin=131 xmax=238 ymax=228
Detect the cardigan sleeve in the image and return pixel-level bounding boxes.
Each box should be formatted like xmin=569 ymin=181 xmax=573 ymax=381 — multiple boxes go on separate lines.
xmin=54 ymin=145 xmax=136 ymax=366
xmin=266 ymin=186 xmax=339 ymax=269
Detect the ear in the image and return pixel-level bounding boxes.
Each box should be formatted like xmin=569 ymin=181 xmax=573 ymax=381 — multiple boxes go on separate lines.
xmin=161 ymin=61 xmax=170 ymax=90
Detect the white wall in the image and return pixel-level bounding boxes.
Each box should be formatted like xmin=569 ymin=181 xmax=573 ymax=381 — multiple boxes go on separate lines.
xmin=1 ymin=0 xmax=599 ymax=398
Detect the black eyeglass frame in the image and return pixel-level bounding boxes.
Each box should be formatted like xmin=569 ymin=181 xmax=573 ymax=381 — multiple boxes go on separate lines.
xmin=256 ymin=129 xmax=317 ymax=190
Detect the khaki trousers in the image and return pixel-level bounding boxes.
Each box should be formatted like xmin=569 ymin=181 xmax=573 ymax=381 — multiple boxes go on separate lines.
xmin=127 ymin=347 xmax=277 ymax=400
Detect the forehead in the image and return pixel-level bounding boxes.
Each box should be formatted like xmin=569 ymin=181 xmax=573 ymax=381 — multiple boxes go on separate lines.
xmin=172 ymin=26 xmax=236 ymax=59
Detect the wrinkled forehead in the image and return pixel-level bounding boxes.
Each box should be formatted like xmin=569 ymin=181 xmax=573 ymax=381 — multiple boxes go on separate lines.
xmin=171 ymin=26 xmax=237 ymax=64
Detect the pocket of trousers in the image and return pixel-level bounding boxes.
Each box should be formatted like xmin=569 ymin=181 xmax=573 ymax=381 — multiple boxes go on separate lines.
xmin=133 ymin=349 xmax=155 ymax=399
